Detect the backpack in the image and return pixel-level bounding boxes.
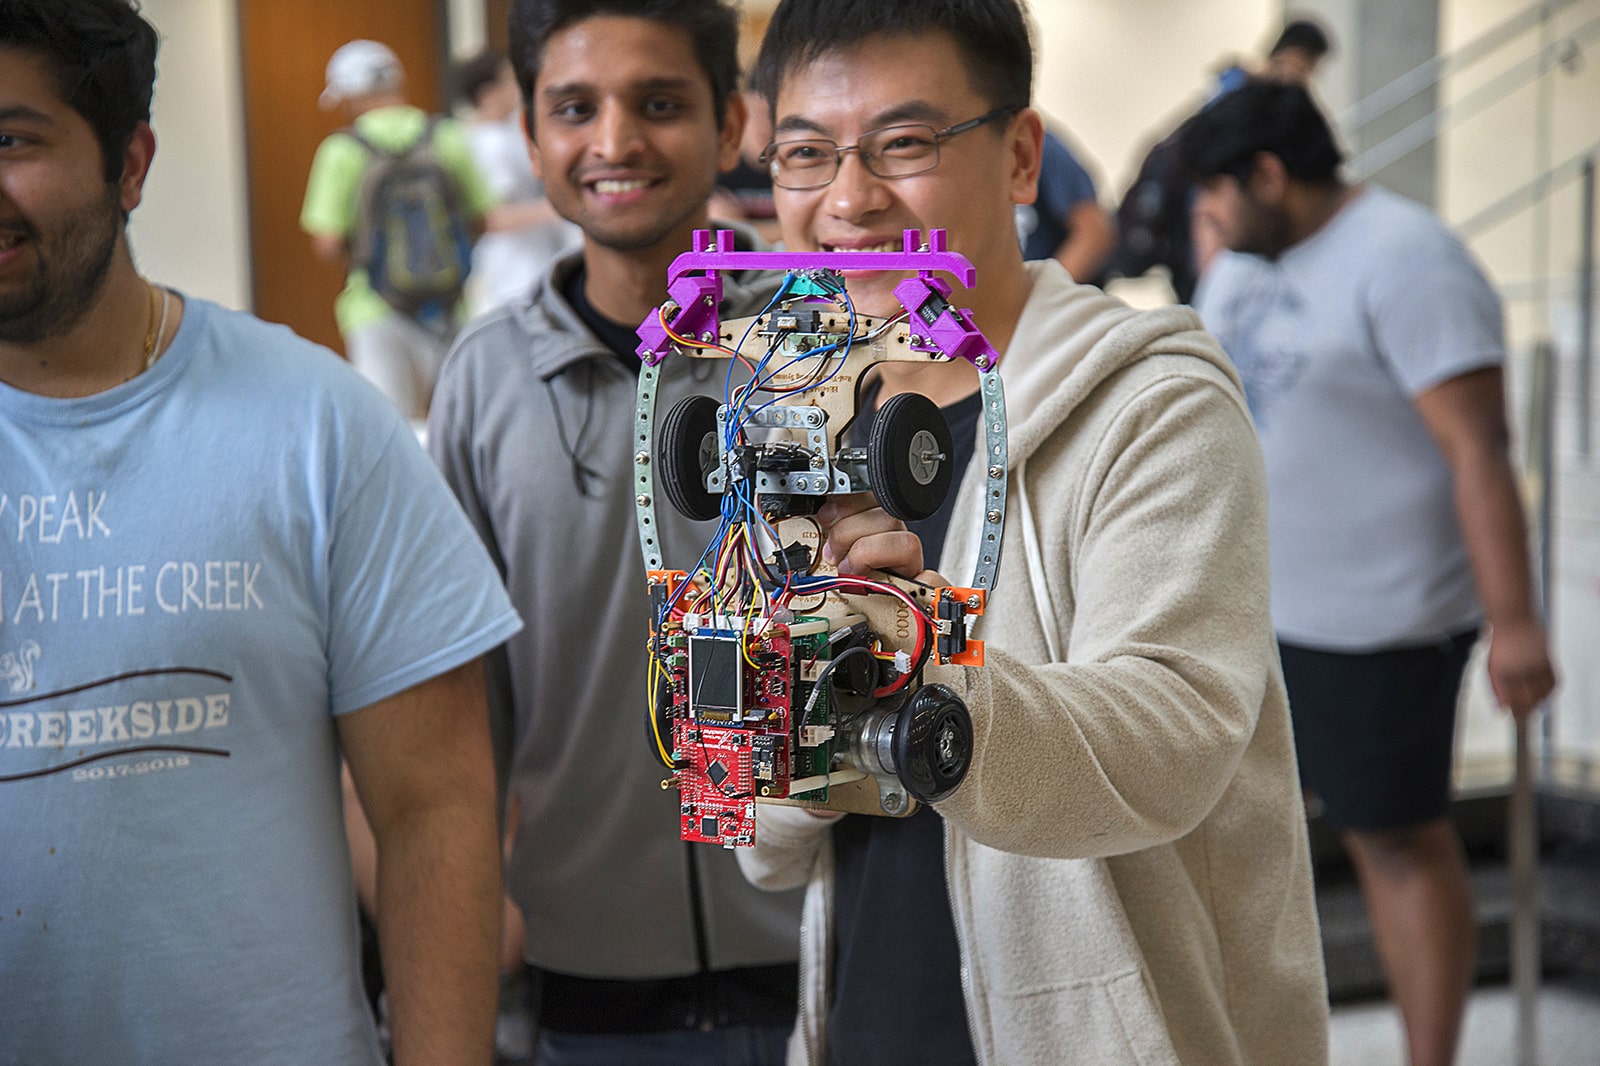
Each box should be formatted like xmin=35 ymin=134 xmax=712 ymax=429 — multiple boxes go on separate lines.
xmin=1107 ymin=132 xmax=1199 ymax=303
xmin=346 ymin=117 xmax=473 ymax=319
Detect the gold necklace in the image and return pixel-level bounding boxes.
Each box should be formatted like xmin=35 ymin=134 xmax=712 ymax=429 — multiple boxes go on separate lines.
xmin=127 ymin=280 xmax=170 ymax=383
xmin=145 ymin=283 xmax=170 ymax=370
xmin=139 ymin=280 xmax=160 ymax=366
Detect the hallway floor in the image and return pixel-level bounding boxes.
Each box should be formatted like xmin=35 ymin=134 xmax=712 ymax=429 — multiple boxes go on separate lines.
xmin=1329 ymin=977 xmax=1600 ymax=1064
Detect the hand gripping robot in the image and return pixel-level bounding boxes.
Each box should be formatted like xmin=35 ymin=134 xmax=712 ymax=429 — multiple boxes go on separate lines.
xmin=633 ymin=229 xmax=1008 ymax=847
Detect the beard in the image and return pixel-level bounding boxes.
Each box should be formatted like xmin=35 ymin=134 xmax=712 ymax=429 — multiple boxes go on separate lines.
xmin=0 ymin=185 xmax=122 ymax=345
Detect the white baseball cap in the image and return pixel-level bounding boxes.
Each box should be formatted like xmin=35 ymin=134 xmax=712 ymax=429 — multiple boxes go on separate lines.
xmin=319 ymin=40 xmax=403 ymax=109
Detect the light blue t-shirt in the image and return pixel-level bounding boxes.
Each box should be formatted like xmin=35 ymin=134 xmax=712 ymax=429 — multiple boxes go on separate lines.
xmin=1194 ymin=186 xmax=1503 ymax=651
xmin=0 ymin=297 xmax=521 ymax=1064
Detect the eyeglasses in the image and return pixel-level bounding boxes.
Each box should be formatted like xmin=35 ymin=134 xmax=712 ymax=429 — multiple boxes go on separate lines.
xmin=760 ymin=106 xmax=1020 ymax=191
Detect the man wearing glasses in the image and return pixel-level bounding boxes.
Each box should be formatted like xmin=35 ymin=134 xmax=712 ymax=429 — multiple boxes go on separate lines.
xmin=735 ymin=1 xmax=1329 ymax=1063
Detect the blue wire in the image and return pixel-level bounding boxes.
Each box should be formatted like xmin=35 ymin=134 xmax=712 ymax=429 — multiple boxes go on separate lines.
xmin=666 ymin=270 xmax=862 ymax=633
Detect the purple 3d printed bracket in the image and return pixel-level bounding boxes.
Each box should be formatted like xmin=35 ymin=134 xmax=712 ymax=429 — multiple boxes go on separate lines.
xmin=634 ymin=228 xmax=1000 ymax=370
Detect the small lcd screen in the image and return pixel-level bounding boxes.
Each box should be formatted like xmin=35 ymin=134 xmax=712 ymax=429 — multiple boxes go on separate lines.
xmin=688 ymin=634 xmax=744 ymax=718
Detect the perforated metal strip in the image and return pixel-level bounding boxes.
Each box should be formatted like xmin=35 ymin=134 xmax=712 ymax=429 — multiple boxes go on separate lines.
xmin=971 ymin=366 xmax=1008 ymax=592
xmin=634 ymin=361 xmax=665 ymax=573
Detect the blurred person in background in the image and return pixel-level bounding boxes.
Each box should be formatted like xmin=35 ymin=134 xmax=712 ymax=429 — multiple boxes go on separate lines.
xmin=302 ymin=39 xmax=492 ymax=423
xmin=1015 ymin=125 xmax=1115 ymax=286
xmin=1110 ymin=17 xmax=1332 ymax=302
xmin=454 ymin=48 xmax=577 ymax=316
xmin=1183 ymin=80 xmax=1556 ymax=1066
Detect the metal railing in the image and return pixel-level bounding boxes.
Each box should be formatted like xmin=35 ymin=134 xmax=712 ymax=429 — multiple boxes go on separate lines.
xmin=1346 ymin=16 xmax=1599 ymax=181
xmin=1339 ymin=0 xmax=1587 ymax=136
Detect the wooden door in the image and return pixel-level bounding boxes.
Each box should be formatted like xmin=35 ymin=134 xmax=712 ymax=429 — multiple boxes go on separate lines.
xmin=486 ymin=0 xmax=510 ymax=55
xmin=238 ymin=0 xmax=448 ymax=355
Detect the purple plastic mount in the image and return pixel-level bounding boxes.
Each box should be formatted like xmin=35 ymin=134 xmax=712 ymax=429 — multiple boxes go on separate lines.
xmin=634 ymin=228 xmax=1000 ymax=369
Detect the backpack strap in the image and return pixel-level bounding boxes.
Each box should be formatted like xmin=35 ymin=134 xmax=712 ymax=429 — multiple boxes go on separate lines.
xmin=341 ymin=124 xmax=384 ymax=158
xmin=341 ymin=115 xmax=439 ymax=159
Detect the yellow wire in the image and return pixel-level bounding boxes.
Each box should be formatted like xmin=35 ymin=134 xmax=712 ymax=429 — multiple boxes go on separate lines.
xmin=740 ymin=594 xmax=762 ymax=669
xmin=646 ymin=635 xmax=674 ymax=768
xmin=659 ymin=307 xmax=742 ymax=359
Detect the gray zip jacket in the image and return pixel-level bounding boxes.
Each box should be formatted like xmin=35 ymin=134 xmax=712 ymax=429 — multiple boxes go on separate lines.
xmin=428 ymin=247 xmax=802 ymax=977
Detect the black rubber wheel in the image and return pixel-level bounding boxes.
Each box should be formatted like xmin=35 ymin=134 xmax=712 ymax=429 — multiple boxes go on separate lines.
xmin=893 ymin=683 xmax=972 ymax=803
xmin=658 ymin=395 xmax=723 ymax=522
xmin=867 ymin=392 xmax=954 ymax=522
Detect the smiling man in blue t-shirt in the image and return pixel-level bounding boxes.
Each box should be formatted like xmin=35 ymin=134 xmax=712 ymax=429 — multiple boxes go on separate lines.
xmin=0 ymin=4 xmax=522 ymax=1063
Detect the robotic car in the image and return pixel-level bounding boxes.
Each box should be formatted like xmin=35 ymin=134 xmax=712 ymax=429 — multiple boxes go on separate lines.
xmin=633 ymin=229 xmax=1008 ymax=847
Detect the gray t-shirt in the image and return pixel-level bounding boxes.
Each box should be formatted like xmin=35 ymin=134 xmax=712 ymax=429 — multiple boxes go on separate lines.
xmin=1194 ymin=186 xmax=1503 ymax=651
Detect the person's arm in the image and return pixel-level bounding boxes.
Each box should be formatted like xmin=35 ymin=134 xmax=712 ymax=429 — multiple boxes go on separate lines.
xmin=301 ymin=133 xmax=362 ymax=265
xmin=821 ymin=372 xmax=1278 ymax=860
xmin=337 ymin=658 xmax=501 ymax=1066
xmin=737 ymin=802 xmax=838 ymax=892
xmin=1053 ymin=200 xmax=1117 ymax=283
xmin=1414 ymin=367 xmax=1556 ymax=719
xmin=311 ymin=233 xmax=348 ymax=265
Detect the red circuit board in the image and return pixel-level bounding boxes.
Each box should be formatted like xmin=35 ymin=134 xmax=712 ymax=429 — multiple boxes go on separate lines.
xmin=670 ymin=624 xmax=797 ymax=847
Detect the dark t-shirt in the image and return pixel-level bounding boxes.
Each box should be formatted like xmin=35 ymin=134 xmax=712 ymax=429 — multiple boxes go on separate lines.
xmin=827 ymin=383 xmax=984 ymax=1065
xmin=561 ymin=262 xmax=645 ymax=371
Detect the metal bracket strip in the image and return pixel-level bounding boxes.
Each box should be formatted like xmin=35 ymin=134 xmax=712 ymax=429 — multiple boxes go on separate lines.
xmin=971 ymin=367 xmax=1008 ymax=592
xmin=634 ymin=360 xmax=665 ymax=573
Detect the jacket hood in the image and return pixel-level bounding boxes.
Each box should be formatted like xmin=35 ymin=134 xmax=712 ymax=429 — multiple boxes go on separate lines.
xmin=998 ymin=260 xmax=1244 ymax=469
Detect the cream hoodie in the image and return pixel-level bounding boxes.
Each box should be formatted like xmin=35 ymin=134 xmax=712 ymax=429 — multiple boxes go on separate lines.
xmin=739 ymin=261 xmax=1329 ymax=1065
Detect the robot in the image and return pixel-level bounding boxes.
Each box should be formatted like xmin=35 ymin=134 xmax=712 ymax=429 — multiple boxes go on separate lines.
xmin=633 ymin=228 xmax=1008 ymax=847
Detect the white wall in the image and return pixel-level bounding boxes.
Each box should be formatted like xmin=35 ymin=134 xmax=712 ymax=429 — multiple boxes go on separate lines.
xmin=128 ymin=0 xmax=252 ymax=312
xmin=1031 ymin=0 xmax=1281 ymax=194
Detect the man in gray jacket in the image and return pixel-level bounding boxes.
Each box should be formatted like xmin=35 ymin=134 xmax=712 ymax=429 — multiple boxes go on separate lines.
xmin=427 ymin=2 xmax=801 ymax=1063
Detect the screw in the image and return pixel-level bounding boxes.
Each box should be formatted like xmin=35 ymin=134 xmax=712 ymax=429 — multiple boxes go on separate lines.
xmin=810 ymin=455 xmax=826 ymax=469
xmin=988 ymin=465 xmax=1003 ymax=479
xmin=986 ymin=510 xmax=1002 ymax=524
xmin=636 ymin=451 xmax=651 ymax=465
xmin=638 ymin=494 xmax=653 ymax=507
xmin=966 ymin=594 xmax=981 ymax=609
xmin=700 ymin=331 xmax=715 ymax=342
xmin=975 ymin=356 xmax=991 ymax=370
xmin=882 ymin=792 xmax=905 ymax=814
xmin=910 ymin=334 xmax=926 ymax=346
xmin=805 ymin=410 xmax=823 ymax=427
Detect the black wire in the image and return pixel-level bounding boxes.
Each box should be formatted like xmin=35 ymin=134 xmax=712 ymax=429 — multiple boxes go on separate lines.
xmin=803 ymin=645 xmax=878 ymax=728
xmin=543 ymin=363 xmax=604 ymax=496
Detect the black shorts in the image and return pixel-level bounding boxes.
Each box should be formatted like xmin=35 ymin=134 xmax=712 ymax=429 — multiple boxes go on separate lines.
xmin=1278 ymin=630 xmax=1478 ymax=832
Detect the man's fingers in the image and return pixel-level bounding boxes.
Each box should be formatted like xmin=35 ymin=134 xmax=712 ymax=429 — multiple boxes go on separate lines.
xmin=815 ymin=494 xmax=881 ymax=529
xmin=1492 ymin=664 xmax=1556 ymax=720
xmin=836 ymin=529 xmax=924 ymax=578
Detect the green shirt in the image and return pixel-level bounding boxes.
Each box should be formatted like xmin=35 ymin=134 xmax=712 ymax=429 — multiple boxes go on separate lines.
xmin=300 ymin=105 xmax=493 ymax=334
